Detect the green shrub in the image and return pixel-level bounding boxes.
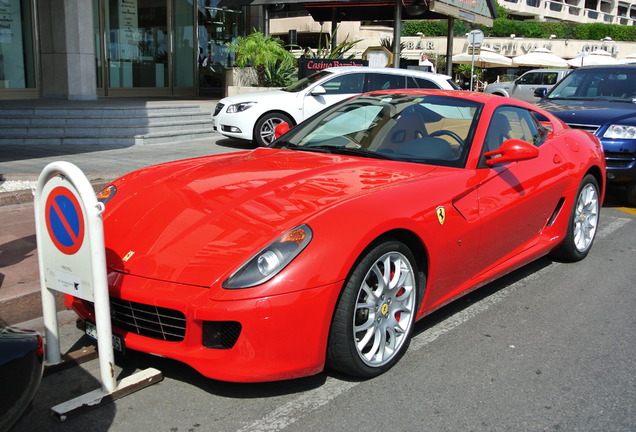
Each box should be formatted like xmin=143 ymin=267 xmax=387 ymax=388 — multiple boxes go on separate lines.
xmin=402 ymin=17 xmax=636 ymax=42
xmin=227 ymin=31 xmax=297 ymax=86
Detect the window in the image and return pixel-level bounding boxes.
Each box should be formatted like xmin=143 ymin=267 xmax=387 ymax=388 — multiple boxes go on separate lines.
xmin=408 ymin=77 xmax=441 ymax=89
xmin=518 ymin=72 xmax=542 ymax=85
xmin=322 ymin=73 xmax=365 ymax=94
xmin=543 ymin=73 xmax=559 ymax=85
xmin=482 ymin=107 xmax=545 ymax=156
xmin=368 ymin=73 xmax=406 ymax=91
xmin=0 ymin=0 xmax=36 ymax=90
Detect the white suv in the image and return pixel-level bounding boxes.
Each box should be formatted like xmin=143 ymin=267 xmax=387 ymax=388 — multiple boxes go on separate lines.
xmin=212 ymin=66 xmax=458 ymax=146
xmin=484 ymin=69 xmax=571 ymax=103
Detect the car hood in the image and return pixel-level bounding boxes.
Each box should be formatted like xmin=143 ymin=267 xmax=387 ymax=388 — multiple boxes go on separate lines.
xmin=537 ymin=99 xmax=636 ymax=126
xmin=104 ymin=148 xmax=437 ymax=287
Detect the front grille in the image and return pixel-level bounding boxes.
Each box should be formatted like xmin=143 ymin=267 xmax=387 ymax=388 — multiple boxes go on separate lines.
xmin=566 ymin=123 xmax=599 ymax=134
xmin=213 ymin=103 xmax=224 ymax=117
xmin=604 ymin=151 xmax=636 ymax=168
xmin=110 ymin=298 xmax=186 ymax=342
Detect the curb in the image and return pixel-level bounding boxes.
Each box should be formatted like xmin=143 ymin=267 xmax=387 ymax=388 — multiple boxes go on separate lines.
xmin=0 ymin=175 xmax=119 ymax=207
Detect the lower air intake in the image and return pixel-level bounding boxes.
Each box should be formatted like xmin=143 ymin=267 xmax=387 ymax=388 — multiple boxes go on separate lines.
xmin=202 ymin=321 xmax=242 ymax=349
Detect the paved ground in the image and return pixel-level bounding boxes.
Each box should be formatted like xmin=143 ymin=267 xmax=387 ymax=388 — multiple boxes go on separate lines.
xmin=0 ymin=133 xmax=251 ymax=325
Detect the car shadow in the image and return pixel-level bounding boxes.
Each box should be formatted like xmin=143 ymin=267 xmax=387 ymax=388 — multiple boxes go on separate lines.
xmin=215 ymin=137 xmax=258 ymax=151
xmin=11 ymin=335 xmax=116 ymax=432
xmin=603 ymin=184 xmax=635 ymax=209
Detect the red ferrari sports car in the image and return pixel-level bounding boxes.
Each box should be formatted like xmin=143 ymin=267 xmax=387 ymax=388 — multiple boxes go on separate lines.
xmin=69 ymin=90 xmax=605 ymax=382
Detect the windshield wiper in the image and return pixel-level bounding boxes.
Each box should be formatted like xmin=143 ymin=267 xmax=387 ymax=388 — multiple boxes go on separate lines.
xmin=276 ymin=142 xmax=333 ymax=154
xmin=275 ymin=140 xmax=300 ymax=150
xmin=306 ymin=145 xmax=394 ymax=160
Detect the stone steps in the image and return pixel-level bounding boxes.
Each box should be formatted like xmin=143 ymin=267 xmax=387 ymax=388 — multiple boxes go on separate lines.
xmin=0 ymin=103 xmax=216 ymax=146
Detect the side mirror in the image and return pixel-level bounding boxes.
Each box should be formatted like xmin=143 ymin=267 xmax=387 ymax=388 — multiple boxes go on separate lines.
xmin=484 ymin=139 xmax=539 ymax=166
xmin=274 ymin=122 xmax=291 ymax=139
xmin=310 ymin=85 xmax=326 ymax=96
xmin=534 ymin=88 xmax=548 ymax=98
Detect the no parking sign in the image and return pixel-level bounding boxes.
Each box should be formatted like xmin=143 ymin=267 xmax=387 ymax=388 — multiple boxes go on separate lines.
xmin=36 ymin=164 xmax=103 ymax=303
xmin=45 ymin=186 xmax=85 ymax=256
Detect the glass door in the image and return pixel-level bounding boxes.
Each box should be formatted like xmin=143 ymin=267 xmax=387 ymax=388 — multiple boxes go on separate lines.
xmin=105 ymin=0 xmax=169 ymax=94
xmin=197 ymin=0 xmax=243 ymax=96
xmin=0 ymin=0 xmax=37 ymax=98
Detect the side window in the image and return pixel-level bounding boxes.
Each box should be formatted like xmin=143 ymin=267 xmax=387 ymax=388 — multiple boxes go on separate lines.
xmin=483 ymin=107 xmax=543 ymax=154
xmin=518 ymin=72 xmax=541 ymax=85
xmin=409 ymin=77 xmax=441 ymax=89
xmin=543 ymin=72 xmax=558 ymax=85
xmin=321 ymin=73 xmax=365 ymax=94
xmin=368 ymin=73 xmax=406 ymax=91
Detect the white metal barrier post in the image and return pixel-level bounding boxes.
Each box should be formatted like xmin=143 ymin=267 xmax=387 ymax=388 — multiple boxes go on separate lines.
xmin=34 ymin=161 xmax=162 ymax=420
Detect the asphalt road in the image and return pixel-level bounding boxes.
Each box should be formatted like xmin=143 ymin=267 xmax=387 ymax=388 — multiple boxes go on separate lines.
xmin=12 ymin=204 xmax=636 ymax=432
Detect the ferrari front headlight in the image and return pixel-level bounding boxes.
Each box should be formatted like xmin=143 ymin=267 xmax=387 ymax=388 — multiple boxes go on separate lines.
xmin=223 ymin=225 xmax=313 ymax=289
xmin=226 ymin=102 xmax=256 ymax=114
xmin=603 ymin=124 xmax=636 ymax=139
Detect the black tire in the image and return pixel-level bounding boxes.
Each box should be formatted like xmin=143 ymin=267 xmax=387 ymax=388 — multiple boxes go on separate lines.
xmin=626 ymin=181 xmax=636 ymax=207
xmin=552 ymin=174 xmax=600 ymax=262
xmin=327 ymin=240 xmax=421 ymax=378
xmin=253 ymin=112 xmax=293 ymax=147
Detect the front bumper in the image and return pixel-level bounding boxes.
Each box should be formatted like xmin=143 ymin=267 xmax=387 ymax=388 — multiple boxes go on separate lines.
xmin=212 ymin=109 xmax=255 ymax=142
xmin=71 ymin=271 xmax=342 ymax=382
xmin=602 ymin=138 xmax=636 ymax=184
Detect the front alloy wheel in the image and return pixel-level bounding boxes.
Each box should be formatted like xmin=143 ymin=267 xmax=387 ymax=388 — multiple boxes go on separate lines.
xmin=328 ymin=240 xmax=420 ymax=378
xmin=253 ymin=112 xmax=293 ymax=147
xmin=553 ymin=174 xmax=600 ymax=261
xmin=573 ymin=181 xmax=599 ymax=253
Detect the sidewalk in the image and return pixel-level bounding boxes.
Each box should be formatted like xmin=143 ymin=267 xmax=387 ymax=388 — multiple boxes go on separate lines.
xmin=0 ymin=132 xmax=250 ymax=325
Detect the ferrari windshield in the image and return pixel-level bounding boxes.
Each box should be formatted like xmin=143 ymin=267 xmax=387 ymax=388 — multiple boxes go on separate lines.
xmin=283 ymin=70 xmax=333 ymax=92
xmin=547 ymin=67 xmax=636 ymax=102
xmin=272 ymin=92 xmax=482 ymax=168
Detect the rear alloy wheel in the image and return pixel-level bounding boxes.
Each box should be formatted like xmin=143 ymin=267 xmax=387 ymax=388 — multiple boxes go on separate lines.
xmin=253 ymin=112 xmax=293 ymax=147
xmin=328 ymin=240 xmax=420 ymax=378
xmin=553 ymin=174 xmax=600 ymax=261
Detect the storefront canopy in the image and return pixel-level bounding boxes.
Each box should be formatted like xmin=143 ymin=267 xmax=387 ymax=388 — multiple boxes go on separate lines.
xmin=219 ymin=0 xmax=497 ymax=25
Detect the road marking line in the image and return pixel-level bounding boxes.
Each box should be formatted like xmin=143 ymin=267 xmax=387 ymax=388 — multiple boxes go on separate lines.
xmin=237 ymin=379 xmax=357 ymax=432
xmin=237 ymin=216 xmax=632 ymax=432
xmin=597 ymin=217 xmax=631 ymax=238
xmin=616 ymin=207 xmax=636 ymax=216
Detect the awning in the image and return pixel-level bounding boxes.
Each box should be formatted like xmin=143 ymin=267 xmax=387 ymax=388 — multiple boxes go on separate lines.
xmin=217 ymin=0 xmax=496 ymax=25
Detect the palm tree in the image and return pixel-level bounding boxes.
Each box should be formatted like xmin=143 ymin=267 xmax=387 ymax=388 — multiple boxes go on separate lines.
xmin=227 ymin=31 xmax=296 ymax=87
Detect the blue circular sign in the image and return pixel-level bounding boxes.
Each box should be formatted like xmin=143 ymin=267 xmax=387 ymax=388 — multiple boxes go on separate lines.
xmin=45 ymin=187 xmax=85 ymax=255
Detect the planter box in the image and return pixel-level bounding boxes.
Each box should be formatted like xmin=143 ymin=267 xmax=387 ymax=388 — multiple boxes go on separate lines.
xmin=227 ymin=85 xmax=278 ymax=96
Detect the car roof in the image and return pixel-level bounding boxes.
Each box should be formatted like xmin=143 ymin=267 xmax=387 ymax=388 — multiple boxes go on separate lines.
xmin=523 ymin=68 xmax=570 ymax=73
xmin=575 ymin=64 xmax=636 ymax=70
xmin=324 ymin=66 xmax=452 ymax=80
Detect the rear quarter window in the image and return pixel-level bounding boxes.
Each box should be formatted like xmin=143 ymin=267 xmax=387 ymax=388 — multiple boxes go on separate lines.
xmin=408 ymin=77 xmax=441 ymax=89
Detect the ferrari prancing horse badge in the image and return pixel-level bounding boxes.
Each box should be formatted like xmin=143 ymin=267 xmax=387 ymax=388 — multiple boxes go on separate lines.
xmin=436 ymin=206 xmax=446 ymax=225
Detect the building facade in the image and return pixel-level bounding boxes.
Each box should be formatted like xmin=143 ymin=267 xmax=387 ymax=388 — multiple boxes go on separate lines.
xmin=2 ymin=0 xmax=635 ymax=100
xmin=501 ymin=0 xmax=636 ymax=25
xmin=0 ymin=0 xmax=265 ymax=100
